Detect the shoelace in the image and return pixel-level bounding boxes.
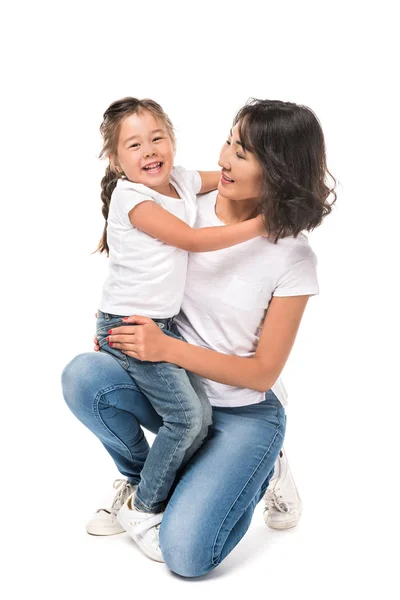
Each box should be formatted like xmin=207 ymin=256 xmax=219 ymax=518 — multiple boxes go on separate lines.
xmin=266 ymin=490 xmax=290 ymax=514
xmin=111 ymin=479 xmax=131 ymax=509
xmin=95 ymin=479 xmax=132 ymax=515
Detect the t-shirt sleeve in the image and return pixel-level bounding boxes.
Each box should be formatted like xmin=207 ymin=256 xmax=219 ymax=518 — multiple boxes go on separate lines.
xmin=273 ymin=245 xmax=319 ymax=297
xmin=173 ymin=165 xmax=202 ymax=195
xmin=112 ymin=186 xmax=156 ymax=221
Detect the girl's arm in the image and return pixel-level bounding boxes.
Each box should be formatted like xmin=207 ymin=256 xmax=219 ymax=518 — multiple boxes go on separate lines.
xmin=129 ymin=201 xmax=265 ymax=252
xmin=198 ymin=171 xmax=221 ymax=194
xmin=108 ymin=295 xmax=310 ymax=392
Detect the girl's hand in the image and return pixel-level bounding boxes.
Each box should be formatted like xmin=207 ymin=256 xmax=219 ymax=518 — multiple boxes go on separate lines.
xmin=107 ymin=315 xmax=171 ymax=362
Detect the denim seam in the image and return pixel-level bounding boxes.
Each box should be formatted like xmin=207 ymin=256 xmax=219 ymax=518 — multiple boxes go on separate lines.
xmin=210 ymin=421 xmax=285 ymax=567
xmin=92 ymin=383 xmax=142 ymax=469
xmin=98 ymin=344 xmax=129 ymax=370
xmin=142 ymin=363 xmax=194 ymax=510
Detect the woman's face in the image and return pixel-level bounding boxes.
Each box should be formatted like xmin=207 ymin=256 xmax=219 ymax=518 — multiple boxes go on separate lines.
xmin=218 ymin=122 xmax=263 ymax=202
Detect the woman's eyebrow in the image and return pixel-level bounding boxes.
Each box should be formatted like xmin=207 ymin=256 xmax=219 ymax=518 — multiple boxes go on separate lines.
xmin=230 ymin=129 xmax=245 ymax=149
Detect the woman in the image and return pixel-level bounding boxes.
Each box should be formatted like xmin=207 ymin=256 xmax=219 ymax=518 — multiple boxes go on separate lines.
xmin=62 ymin=98 xmax=335 ymax=576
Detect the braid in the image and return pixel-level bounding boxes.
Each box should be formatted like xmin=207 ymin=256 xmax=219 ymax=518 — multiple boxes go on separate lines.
xmin=95 ymin=165 xmax=120 ymax=255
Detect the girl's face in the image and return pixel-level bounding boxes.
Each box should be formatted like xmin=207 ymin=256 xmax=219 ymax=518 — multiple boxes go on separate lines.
xmin=218 ymin=122 xmax=263 ymax=202
xmin=112 ymin=110 xmax=175 ymax=189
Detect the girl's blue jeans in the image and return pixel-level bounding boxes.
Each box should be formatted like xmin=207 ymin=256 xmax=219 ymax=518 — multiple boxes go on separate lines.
xmin=96 ymin=310 xmax=212 ymax=512
xmin=62 ymin=350 xmax=286 ymax=577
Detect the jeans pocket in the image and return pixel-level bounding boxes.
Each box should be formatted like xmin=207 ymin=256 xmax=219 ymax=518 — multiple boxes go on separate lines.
xmin=96 ymin=315 xmax=129 ymax=369
xmin=96 ymin=316 xmax=124 ymax=337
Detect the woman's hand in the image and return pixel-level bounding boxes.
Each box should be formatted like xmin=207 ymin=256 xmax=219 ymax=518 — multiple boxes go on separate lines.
xmin=94 ymin=335 xmax=100 ymax=351
xmin=94 ymin=312 xmax=100 ymax=351
xmin=107 ymin=315 xmax=172 ymax=362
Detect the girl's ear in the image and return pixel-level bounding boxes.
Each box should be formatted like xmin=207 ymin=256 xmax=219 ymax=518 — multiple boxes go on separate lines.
xmin=110 ymin=155 xmax=123 ymax=174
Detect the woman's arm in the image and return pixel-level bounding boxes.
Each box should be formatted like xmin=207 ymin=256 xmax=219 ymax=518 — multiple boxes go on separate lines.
xmin=129 ymin=201 xmax=265 ymax=252
xmin=197 ymin=171 xmax=221 ymax=194
xmin=107 ymin=295 xmax=309 ymax=392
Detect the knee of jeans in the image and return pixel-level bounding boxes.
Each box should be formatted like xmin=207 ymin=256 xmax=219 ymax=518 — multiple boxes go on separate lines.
xmin=172 ymin=403 xmax=205 ymax=438
xmin=160 ymin=522 xmax=214 ymax=578
xmin=61 ymin=353 xmax=97 ymax=413
xmin=189 ymin=403 xmax=212 ymax=442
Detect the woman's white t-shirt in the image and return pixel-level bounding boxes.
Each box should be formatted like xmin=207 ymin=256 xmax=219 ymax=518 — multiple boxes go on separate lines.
xmin=175 ymin=190 xmax=320 ymax=408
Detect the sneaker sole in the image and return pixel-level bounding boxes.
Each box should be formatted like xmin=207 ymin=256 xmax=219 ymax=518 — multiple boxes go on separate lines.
xmin=86 ymin=524 xmax=125 ymax=536
xmin=264 ymin=514 xmax=301 ymax=530
xmin=117 ymin=505 xmax=164 ymax=563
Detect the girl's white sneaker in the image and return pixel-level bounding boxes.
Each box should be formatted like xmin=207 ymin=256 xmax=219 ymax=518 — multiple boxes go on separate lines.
xmin=117 ymin=493 xmax=164 ymax=562
xmin=86 ymin=479 xmax=137 ymax=536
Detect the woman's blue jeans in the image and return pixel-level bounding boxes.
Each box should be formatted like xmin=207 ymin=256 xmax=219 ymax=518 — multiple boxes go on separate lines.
xmin=62 ymin=351 xmax=286 ymax=577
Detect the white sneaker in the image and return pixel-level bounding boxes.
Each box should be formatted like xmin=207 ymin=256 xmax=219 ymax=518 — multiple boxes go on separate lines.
xmin=117 ymin=493 xmax=164 ymax=562
xmin=86 ymin=479 xmax=137 ymax=536
xmin=263 ymin=449 xmax=302 ymax=530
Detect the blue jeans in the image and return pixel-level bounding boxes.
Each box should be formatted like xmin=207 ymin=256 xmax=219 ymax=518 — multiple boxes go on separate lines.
xmin=62 ymin=352 xmax=286 ymax=577
xmin=96 ymin=310 xmax=212 ymax=513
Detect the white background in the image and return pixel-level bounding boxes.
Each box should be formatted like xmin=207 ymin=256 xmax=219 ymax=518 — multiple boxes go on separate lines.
xmin=1 ymin=1 xmax=398 ymax=598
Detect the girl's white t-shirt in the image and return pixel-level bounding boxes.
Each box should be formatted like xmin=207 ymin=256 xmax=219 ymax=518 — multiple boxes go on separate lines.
xmin=99 ymin=167 xmax=201 ymax=317
xmin=175 ymin=190 xmax=320 ymax=407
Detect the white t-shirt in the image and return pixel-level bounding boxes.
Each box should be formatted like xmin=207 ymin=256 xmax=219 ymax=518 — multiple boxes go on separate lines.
xmin=99 ymin=166 xmax=201 ymax=317
xmin=175 ymin=190 xmax=319 ymax=407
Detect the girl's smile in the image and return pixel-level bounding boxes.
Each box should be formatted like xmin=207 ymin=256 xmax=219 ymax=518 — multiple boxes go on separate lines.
xmin=112 ymin=110 xmax=175 ymax=196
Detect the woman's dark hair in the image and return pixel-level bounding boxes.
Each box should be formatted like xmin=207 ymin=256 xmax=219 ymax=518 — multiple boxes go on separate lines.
xmin=234 ymin=98 xmax=336 ymax=242
xmin=95 ymin=97 xmax=176 ymax=255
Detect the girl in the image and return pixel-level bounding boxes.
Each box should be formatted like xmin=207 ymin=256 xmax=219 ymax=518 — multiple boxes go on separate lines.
xmin=94 ymin=97 xmax=266 ymax=555
xmin=63 ymin=98 xmax=335 ymax=573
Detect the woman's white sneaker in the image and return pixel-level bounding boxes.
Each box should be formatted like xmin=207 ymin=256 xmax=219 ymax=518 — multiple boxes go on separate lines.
xmin=263 ymin=449 xmax=302 ymax=530
xmin=117 ymin=493 xmax=164 ymax=562
xmin=86 ymin=479 xmax=137 ymax=536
